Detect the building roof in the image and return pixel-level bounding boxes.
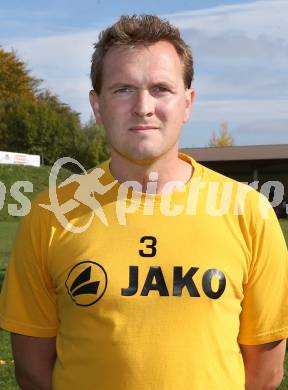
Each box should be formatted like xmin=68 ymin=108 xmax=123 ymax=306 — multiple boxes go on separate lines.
xmin=180 ymin=144 xmax=288 ymax=162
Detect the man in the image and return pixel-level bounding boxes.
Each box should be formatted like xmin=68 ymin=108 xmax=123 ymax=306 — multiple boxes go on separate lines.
xmin=0 ymin=15 xmax=287 ymax=390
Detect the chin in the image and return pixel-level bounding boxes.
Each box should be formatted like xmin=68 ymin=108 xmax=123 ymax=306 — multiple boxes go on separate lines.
xmin=111 ymin=139 xmax=160 ymax=160
xmin=128 ymin=139 xmax=178 ymax=162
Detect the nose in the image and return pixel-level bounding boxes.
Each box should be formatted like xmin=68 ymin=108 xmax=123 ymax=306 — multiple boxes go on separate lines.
xmin=133 ymin=90 xmax=155 ymax=118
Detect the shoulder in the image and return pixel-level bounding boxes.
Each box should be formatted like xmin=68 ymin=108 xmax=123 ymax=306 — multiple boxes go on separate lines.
xmin=192 ymin=159 xmax=279 ymax=237
xmin=24 ymin=158 xmax=113 ymax=232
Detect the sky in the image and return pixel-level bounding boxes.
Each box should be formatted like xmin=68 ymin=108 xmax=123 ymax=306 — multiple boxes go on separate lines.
xmin=1 ymin=0 xmax=288 ymax=148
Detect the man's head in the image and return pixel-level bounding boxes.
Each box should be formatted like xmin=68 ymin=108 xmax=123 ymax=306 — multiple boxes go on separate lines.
xmin=89 ymin=15 xmax=195 ymax=163
xmin=90 ymin=15 xmax=194 ymax=94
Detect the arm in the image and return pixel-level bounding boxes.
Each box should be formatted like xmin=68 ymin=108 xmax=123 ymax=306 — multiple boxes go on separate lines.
xmin=11 ymin=333 xmax=57 ymax=390
xmin=239 ymin=339 xmax=286 ymax=390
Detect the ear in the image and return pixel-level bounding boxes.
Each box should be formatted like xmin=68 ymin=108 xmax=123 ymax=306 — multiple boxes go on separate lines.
xmin=89 ymin=90 xmax=103 ymax=125
xmin=183 ymin=87 xmax=196 ymax=124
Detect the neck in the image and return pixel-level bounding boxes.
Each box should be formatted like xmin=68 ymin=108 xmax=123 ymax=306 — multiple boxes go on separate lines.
xmin=109 ymin=147 xmax=193 ymax=194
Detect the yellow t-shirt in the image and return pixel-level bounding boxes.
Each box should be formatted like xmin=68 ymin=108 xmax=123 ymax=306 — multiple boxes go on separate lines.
xmin=0 ymin=153 xmax=287 ymax=390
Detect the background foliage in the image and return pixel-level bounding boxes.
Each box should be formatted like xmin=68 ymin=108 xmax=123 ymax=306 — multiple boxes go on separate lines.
xmin=0 ymin=47 xmax=110 ymax=170
xmin=208 ymin=122 xmax=235 ymax=147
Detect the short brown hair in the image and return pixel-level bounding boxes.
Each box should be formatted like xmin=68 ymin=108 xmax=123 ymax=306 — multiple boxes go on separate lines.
xmin=90 ymin=14 xmax=194 ymax=94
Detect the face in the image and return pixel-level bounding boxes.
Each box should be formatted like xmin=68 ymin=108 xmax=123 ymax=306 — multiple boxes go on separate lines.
xmin=89 ymin=40 xmax=195 ymax=163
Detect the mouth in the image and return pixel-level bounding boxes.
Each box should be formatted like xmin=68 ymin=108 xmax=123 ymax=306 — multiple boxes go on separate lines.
xmin=129 ymin=126 xmax=159 ymax=131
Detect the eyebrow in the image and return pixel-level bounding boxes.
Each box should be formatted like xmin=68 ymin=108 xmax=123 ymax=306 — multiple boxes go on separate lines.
xmin=107 ymin=81 xmax=176 ymax=91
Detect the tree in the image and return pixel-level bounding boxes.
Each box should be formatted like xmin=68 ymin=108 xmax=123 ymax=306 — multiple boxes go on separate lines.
xmin=0 ymin=48 xmax=110 ymax=169
xmin=0 ymin=47 xmax=41 ymax=100
xmin=74 ymin=116 xmax=110 ymax=169
xmin=208 ymin=122 xmax=235 ymax=147
xmin=0 ymin=94 xmax=82 ymax=166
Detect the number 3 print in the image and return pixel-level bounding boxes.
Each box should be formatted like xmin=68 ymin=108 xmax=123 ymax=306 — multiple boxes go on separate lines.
xmin=139 ymin=236 xmax=157 ymax=257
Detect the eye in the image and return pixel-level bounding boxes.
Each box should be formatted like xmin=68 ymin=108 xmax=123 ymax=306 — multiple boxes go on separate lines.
xmin=114 ymin=87 xmax=134 ymax=94
xmin=152 ymin=86 xmax=170 ymax=94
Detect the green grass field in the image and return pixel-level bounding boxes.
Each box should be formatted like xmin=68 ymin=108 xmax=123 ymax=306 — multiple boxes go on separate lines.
xmin=0 ymin=164 xmax=71 ymax=222
xmin=0 ymin=330 xmax=16 ymax=390
xmin=0 ymin=219 xmax=288 ymax=388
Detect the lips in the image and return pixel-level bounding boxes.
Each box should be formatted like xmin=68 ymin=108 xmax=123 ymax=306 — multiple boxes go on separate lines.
xmin=129 ymin=126 xmax=159 ymax=131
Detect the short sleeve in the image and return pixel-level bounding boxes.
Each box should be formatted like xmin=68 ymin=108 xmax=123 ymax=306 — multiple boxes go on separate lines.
xmin=0 ymin=195 xmax=58 ymax=337
xmin=238 ymin=193 xmax=288 ymax=345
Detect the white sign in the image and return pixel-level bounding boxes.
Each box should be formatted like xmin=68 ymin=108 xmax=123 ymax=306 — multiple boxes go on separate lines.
xmin=0 ymin=151 xmax=41 ymax=167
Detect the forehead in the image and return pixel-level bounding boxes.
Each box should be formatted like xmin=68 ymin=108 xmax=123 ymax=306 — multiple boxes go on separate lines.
xmin=101 ymin=41 xmax=184 ymax=86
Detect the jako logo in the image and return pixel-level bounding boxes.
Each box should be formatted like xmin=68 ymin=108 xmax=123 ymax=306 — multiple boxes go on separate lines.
xmin=65 ymin=261 xmax=108 ymax=306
